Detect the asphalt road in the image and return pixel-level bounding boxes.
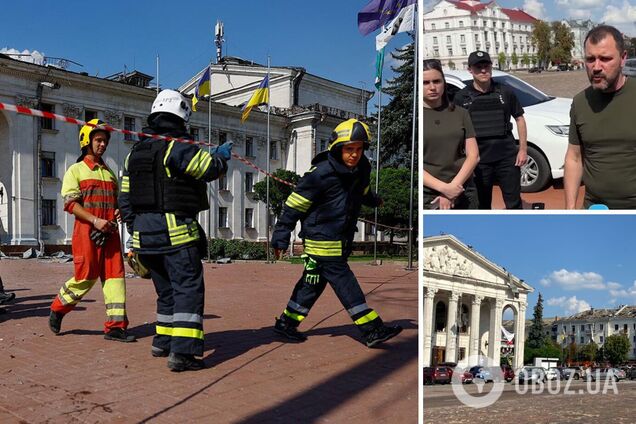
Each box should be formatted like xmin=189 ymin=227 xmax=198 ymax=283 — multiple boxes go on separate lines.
xmin=424 ymin=379 xmax=636 ymax=423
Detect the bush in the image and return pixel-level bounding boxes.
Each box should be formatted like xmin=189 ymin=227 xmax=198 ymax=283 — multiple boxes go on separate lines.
xmin=204 ymin=239 xmax=267 ymax=260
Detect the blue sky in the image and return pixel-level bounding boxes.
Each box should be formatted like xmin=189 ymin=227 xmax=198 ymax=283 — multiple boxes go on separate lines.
xmin=0 ymin=1 xmax=415 ymax=109
xmin=423 ymin=0 xmax=636 ymax=36
xmin=424 ymin=215 xmax=636 ymax=320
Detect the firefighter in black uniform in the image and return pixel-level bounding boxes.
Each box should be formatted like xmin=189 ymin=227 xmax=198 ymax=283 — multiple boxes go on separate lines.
xmin=119 ymin=89 xmax=232 ymax=372
xmin=271 ymin=119 xmax=402 ymax=348
xmin=453 ymin=51 xmax=528 ymax=209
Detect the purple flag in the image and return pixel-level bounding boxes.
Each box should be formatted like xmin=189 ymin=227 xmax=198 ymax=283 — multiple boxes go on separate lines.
xmin=357 ymin=0 xmax=417 ymax=36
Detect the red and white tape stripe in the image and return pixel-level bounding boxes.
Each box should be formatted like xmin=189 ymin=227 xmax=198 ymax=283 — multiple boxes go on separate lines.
xmin=0 ymin=101 xmax=409 ymax=232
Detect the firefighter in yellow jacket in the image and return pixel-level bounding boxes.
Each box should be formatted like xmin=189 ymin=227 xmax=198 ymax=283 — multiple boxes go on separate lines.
xmin=49 ymin=119 xmax=135 ymax=342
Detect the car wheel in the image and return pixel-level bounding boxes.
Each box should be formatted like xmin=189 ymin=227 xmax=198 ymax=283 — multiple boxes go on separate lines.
xmin=574 ymin=374 xmax=580 ymax=380
xmin=521 ymin=145 xmax=551 ymax=193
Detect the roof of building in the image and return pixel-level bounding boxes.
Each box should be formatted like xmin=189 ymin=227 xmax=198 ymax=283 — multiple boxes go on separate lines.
xmin=557 ymin=305 xmax=636 ymax=321
xmin=445 ymin=0 xmax=537 ymax=23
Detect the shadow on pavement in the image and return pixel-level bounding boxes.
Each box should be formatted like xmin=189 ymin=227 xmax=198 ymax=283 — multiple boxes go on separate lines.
xmin=238 ymin=333 xmax=417 ymax=423
xmin=0 ymin=295 xmax=92 ymax=322
xmin=136 ymin=320 xmax=416 ymax=423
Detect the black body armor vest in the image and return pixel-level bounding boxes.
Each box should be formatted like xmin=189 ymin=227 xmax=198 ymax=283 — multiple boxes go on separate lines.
xmin=128 ymin=141 xmax=209 ymax=216
xmin=466 ymin=87 xmax=512 ymax=138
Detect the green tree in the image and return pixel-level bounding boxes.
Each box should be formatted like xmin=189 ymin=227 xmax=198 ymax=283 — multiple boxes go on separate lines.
xmin=360 ymin=167 xmax=415 ymax=243
xmin=604 ymin=334 xmax=630 ymax=366
xmin=497 ymin=52 xmax=507 ymax=70
xmin=527 ymin=293 xmax=545 ymax=349
xmin=550 ymin=21 xmax=575 ymax=65
xmin=448 ymin=60 xmax=456 ymax=70
xmin=531 ymin=20 xmax=552 ymax=68
xmin=253 ymin=169 xmax=300 ymax=217
xmin=511 ymin=52 xmax=519 ymax=68
xmin=524 ymin=338 xmax=563 ymax=364
xmin=521 ymin=53 xmax=530 ymax=67
xmin=578 ymin=342 xmax=598 ymax=362
xmin=379 ymin=39 xmax=416 ymax=167
xmin=531 ymin=55 xmax=538 ymax=66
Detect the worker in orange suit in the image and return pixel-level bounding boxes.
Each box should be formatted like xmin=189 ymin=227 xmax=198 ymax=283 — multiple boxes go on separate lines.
xmin=48 ymin=119 xmax=135 ymax=342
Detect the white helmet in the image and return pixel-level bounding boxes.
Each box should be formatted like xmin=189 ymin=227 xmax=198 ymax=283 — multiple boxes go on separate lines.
xmin=150 ymin=89 xmax=192 ymax=123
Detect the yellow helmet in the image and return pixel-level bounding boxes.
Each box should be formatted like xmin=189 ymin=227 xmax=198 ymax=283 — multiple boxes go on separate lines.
xmin=79 ymin=119 xmax=110 ymax=149
xmin=328 ymin=119 xmax=371 ymax=150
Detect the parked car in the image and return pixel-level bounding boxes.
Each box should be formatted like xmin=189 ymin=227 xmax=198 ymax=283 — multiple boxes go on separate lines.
xmin=544 ymin=368 xmax=558 ymax=381
xmin=553 ymin=366 xmax=568 ymax=380
xmin=423 ymin=366 xmax=451 ymax=385
xmin=444 ymin=70 xmax=572 ymax=192
xmin=563 ymin=366 xmax=586 ymax=380
xmin=500 ymin=365 xmax=515 ymax=382
xmin=627 ymin=367 xmax=636 ymax=380
xmin=528 ymin=66 xmax=542 ymax=73
xmin=439 ymin=362 xmax=473 ymax=384
xmin=518 ymin=366 xmax=546 ymax=384
xmin=587 ymin=367 xmax=625 ymax=382
xmin=624 ymin=58 xmax=636 ymax=77
xmin=556 ymin=64 xmax=572 ymax=71
xmin=469 ymin=366 xmax=494 ymax=383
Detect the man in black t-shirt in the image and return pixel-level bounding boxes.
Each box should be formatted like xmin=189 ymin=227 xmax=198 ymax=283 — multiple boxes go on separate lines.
xmin=453 ymin=51 xmax=528 ymax=209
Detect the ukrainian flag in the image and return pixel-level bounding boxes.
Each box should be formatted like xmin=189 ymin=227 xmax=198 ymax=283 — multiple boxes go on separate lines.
xmin=192 ymin=67 xmax=211 ymax=112
xmin=241 ymin=75 xmax=269 ymax=123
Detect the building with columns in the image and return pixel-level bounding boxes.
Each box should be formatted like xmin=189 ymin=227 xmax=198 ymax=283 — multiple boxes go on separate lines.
xmin=0 ymin=53 xmax=376 ymax=251
xmin=423 ymin=235 xmax=533 ymax=369
xmin=423 ymin=0 xmax=538 ymax=70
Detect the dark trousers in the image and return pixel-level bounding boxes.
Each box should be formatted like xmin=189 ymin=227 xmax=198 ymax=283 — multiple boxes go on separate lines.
xmin=474 ymin=155 xmax=522 ymax=209
xmin=140 ymin=245 xmax=205 ymax=356
xmin=284 ymin=258 xmax=381 ymax=335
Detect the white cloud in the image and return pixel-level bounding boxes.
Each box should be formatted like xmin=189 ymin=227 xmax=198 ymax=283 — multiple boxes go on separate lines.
xmin=523 ymin=0 xmax=548 ymax=20
xmin=602 ymin=1 xmax=636 ymax=25
xmin=609 ymin=281 xmax=636 ymax=303
xmin=0 ymin=48 xmax=45 ymax=65
xmin=607 ymin=282 xmax=622 ymax=290
xmin=542 ymin=269 xmax=606 ymax=290
xmin=547 ymin=296 xmax=591 ymax=314
xmin=556 ymin=0 xmax=600 ymax=8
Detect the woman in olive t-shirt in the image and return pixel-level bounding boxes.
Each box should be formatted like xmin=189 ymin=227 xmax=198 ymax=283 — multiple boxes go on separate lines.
xmin=422 ymin=59 xmax=479 ymax=209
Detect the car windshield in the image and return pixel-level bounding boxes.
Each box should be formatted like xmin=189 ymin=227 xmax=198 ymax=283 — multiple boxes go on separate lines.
xmin=462 ymin=75 xmax=553 ymax=107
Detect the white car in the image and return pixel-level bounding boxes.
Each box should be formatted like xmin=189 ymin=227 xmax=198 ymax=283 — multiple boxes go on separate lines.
xmin=544 ymin=368 xmax=558 ymax=381
xmin=443 ymin=70 xmax=572 ymax=192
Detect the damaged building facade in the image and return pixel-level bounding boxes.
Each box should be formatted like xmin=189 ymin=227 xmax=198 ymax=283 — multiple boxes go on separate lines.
xmin=423 ymin=235 xmax=533 ymax=369
xmin=553 ymin=306 xmax=636 ymax=360
xmin=0 ymin=54 xmax=376 ymax=251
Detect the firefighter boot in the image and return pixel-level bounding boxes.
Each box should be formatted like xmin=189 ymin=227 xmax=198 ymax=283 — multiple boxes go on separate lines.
xmin=151 ymin=346 xmax=169 ymax=357
xmin=274 ymin=315 xmax=307 ymax=342
xmin=49 ymin=310 xmax=64 ymax=334
xmin=167 ymin=353 xmax=205 ymax=372
xmin=104 ymin=328 xmax=137 ymax=343
xmin=364 ymin=323 xmax=403 ymax=348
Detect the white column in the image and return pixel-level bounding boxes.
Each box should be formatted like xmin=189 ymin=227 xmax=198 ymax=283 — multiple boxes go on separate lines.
xmin=423 ymin=287 xmax=438 ymax=367
xmin=445 ymin=292 xmax=460 ymax=363
xmin=488 ymin=298 xmax=504 ymax=366
xmin=515 ymin=302 xmax=527 ymax=369
xmin=469 ymin=295 xmax=483 ymax=358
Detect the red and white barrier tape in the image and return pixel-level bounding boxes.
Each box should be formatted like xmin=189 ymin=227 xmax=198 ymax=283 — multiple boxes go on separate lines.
xmin=0 ymin=101 xmax=411 ymax=232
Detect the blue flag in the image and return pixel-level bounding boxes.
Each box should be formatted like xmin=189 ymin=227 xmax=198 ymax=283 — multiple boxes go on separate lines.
xmin=358 ymin=0 xmax=416 ymax=36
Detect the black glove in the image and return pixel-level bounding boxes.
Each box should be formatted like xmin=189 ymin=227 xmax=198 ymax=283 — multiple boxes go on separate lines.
xmin=89 ymin=229 xmax=109 ymax=247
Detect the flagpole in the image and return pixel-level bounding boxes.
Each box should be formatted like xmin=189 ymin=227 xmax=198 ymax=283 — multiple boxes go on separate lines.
xmin=373 ymin=83 xmax=382 ymax=266
xmin=266 ymin=56 xmax=271 ymax=263
xmin=156 ymin=54 xmax=160 ymax=94
xmin=207 ymin=61 xmax=213 ymax=263
xmin=406 ymin=6 xmax=418 ymax=271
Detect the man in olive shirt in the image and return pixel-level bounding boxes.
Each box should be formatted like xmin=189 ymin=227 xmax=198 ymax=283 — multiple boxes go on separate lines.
xmin=565 ymin=25 xmax=636 ymax=209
